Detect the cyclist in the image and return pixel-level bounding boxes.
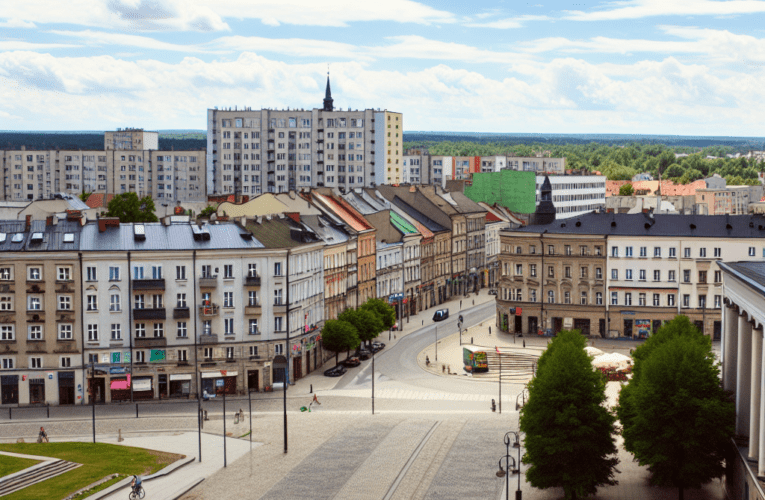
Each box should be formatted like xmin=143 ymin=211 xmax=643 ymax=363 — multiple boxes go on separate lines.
xmin=131 ymin=475 xmax=143 ymax=494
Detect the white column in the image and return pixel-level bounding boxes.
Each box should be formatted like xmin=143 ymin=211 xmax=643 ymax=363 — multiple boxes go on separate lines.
xmin=759 ymin=334 xmax=765 ymax=477
xmin=737 ymin=315 xmax=753 ymax=436
xmin=723 ymin=305 xmax=739 ymax=392
xmin=750 ymin=327 xmax=763 ymax=459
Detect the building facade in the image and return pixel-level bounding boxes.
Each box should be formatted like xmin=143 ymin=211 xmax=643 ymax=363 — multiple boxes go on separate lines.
xmin=535 ymin=175 xmax=606 ymax=219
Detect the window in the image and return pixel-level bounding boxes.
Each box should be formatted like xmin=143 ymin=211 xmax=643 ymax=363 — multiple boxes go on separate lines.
xmin=201 ymin=265 xmax=212 ymax=278
xmin=596 ymin=292 xmax=603 ymax=305
xmin=248 ymin=264 xmax=258 ymax=277
xmin=699 ymin=295 xmax=707 ymax=309
xmin=0 ymin=267 xmax=10 ymax=280
xmin=30 ymin=357 xmax=42 ymax=369
xmin=580 ymin=267 xmax=588 ymax=278
xmin=547 ymin=245 xmax=554 ymax=255
xmin=682 ymin=294 xmax=690 ymax=308
xmin=640 ymin=247 xmax=647 ymax=257
xmin=668 ymin=270 xmax=676 ymax=282
xmin=612 ymin=269 xmax=618 ymax=280
xmin=86 ymin=266 xmax=97 ymax=281
xmin=565 ymin=267 xmax=571 ymax=278
xmin=580 ymin=246 xmax=588 ymax=256
xmin=226 ymin=347 xmax=235 ymax=361
xmin=684 ymin=248 xmax=691 ymax=258
xmin=515 ymin=264 xmax=523 ymax=275
xmin=86 ymin=295 xmax=97 ymax=311
xmin=153 ymin=323 xmax=164 ymax=338
xmin=88 ymin=324 xmax=98 ymax=341
xmin=699 ymin=271 xmax=707 ymax=284
xmin=595 ymin=246 xmax=603 ymax=256
xmin=625 ymin=293 xmax=632 ymax=306
xmin=274 ymin=262 xmax=282 ymax=276
xmin=668 ymin=294 xmax=675 ymax=306
xmin=249 ymin=319 xmax=259 ymax=335
xmin=714 ymin=295 xmax=721 ymax=308
xmin=714 ymin=248 xmax=721 ymax=258
xmin=581 ymin=292 xmax=588 ymax=305
xmin=274 ymin=344 xmax=284 ymax=355
xmin=57 ymin=266 xmax=71 ymax=281
xmin=177 ymin=322 xmax=187 ymax=337
xmin=515 ymin=246 xmax=522 ymax=254
xmin=224 ymin=265 xmax=233 ymax=279
xmin=530 ymin=264 xmax=536 ymax=277
xmin=564 ymin=291 xmax=570 ymax=304
xmin=547 ymin=290 xmax=555 ymax=303
xmin=530 ymin=290 xmax=537 ymax=302
xmin=750 ymin=247 xmax=756 ymax=257
xmin=135 ymin=351 xmax=145 ymax=363
xmin=60 ymin=357 xmax=71 ymax=368
xmin=654 ymin=247 xmax=661 ymax=257
xmin=204 ymin=347 xmax=213 ymax=360
xmin=548 ymin=266 xmax=554 ymax=278
xmin=0 ymin=296 xmax=10 ymax=311
xmin=27 ymin=295 xmax=41 ymax=311
xmin=683 ymin=270 xmax=691 ymax=283
xmin=58 ymin=324 xmax=72 ymax=340
xmin=248 ymin=291 xmax=257 ymax=306
xmin=596 ymin=268 xmax=602 ymax=279
xmin=275 ymin=289 xmax=283 ymax=305
xmin=611 ymin=292 xmax=618 ymax=305
xmin=639 ymin=270 xmax=646 ymax=281
xmin=714 ymin=270 xmax=721 ymax=283
xmin=2 ymin=357 xmax=14 ymax=369
xmin=176 ymin=293 xmax=187 ymax=308
xmin=28 ymin=325 xmax=42 ymax=340
xmin=28 ymin=267 xmax=41 ymax=280
xmin=152 ymin=266 xmax=162 ymax=279
xmin=178 ymin=349 xmax=188 ymax=362
xmin=626 ymin=269 xmax=633 ymax=280
xmin=152 ymin=294 xmax=162 ymax=308
xmin=135 ymin=323 xmax=146 ymax=338
xmin=515 ymin=289 xmax=522 ymax=301
xmin=133 ymin=266 xmax=144 ymax=279
xmin=224 ymin=292 xmax=234 ymax=308
xmin=669 ymin=247 xmax=676 ymax=258
xmin=110 ymin=294 xmax=120 ymax=311
xmin=639 ymin=293 xmax=646 ymax=306
xmin=653 ymin=270 xmax=661 ymax=281
xmin=530 ymin=246 xmax=536 ymax=255
xmin=653 ymin=294 xmax=660 ymax=306
xmin=111 ymin=324 xmax=121 ymax=340
xmin=275 ymin=317 xmax=283 ymax=331
xmin=109 ymin=266 xmax=120 ymax=281
xmin=250 ymin=346 xmax=259 ymax=357
xmin=565 ymin=245 xmax=572 ymax=255
xmin=699 ymin=248 xmax=706 ymax=258
xmin=625 ymin=247 xmax=633 ymax=257
xmin=176 ymin=266 xmax=186 ymax=280
xmin=134 ymin=294 xmax=145 ymax=309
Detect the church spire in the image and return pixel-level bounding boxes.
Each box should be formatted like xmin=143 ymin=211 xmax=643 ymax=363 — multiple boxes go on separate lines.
xmin=323 ymin=71 xmax=334 ymax=111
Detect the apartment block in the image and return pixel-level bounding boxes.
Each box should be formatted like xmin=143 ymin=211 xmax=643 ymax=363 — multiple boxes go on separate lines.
xmin=373 ymin=111 xmax=404 ymax=185
xmin=104 ymin=128 xmax=159 ymax=151
xmin=508 ymin=156 xmax=566 ymax=174
xmin=536 ymin=175 xmax=606 ymax=219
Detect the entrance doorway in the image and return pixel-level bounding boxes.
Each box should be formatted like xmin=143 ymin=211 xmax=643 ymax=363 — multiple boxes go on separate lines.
xmin=514 ymin=315 xmax=523 ymax=333
xmin=1 ymin=375 xmax=19 ymax=404
xmin=552 ymin=317 xmax=563 ymax=335
xmin=29 ymin=378 xmax=45 ymax=404
xmin=713 ymin=321 xmax=722 ymax=340
xmin=247 ymin=370 xmax=259 ymax=392
xmin=58 ymin=372 xmax=75 ymax=405
xmin=573 ymin=319 xmax=591 ymax=336
xmin=293 ymin=357 xmax=302 ymax=381
xmin=623 ymin=319 xmax=633 ymax=338
xmin=599 ymin=319 xmax=606 ymax=338
xmin=694 ymin=320 xmax=704 ymax=334
xmin=88 ymin=378 xmax=105 ymax=403
xmin=528 ymin=316 xmax=538 ymax=335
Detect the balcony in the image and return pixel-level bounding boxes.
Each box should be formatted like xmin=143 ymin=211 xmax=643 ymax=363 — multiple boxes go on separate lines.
xmin=200 ymin=334 xmax=218 ymax=344
xmin=132 ymin=279 xmax=165 ymax=291
xmin=199 ymin=275 xmax=218 ymax=288
xmin=199 ymin=303 xmax=220 ymax=317
xmin=244 ymin=275 xmax=261 ymax=286
xmin=133 ymin=308 xmax=167 ymax=320
xmin=173 ymin=307 xmax=190 ymax=319
xmin=244 ymin=304 xmax=262 ymax=315
xmin=135 ymin=337 xmax=167 ymax=348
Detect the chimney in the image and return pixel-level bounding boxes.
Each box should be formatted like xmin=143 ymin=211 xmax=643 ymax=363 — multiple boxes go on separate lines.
xmin=98 ymin=217 xmax=120 ymax=232
xmin=66 ymin=210 xmax=82 ymax=221
xmin=285 ymin=212 xmax=301 ymax=224
xmin=46 ymin=216 xmax=53 ymax=227
xmin=25 ymin=215 xmax=31 ymax=232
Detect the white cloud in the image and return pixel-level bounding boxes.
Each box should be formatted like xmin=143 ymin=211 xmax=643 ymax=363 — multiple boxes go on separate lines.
xmin=0 ymin=41 xmax=81 ymax=51
xmin=0 ymin=19 xmax=36 ymax=28
xmin=49 ymin=30 xmax=222 ymax=53
xmin=209 ymin=36 xmax=365 ymax=60
xmin=0 ymin=50 xmax=762 ymax=135
xmin=565 ymin=0 xmax=765 ymax=21
xmin=370 ymin=36 xmax=532 ymax=64
xmin=464 ymin=14 xmax=551 ymax=29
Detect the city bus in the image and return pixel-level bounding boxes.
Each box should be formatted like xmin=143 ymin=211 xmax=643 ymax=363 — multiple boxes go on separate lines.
xmin=463 ymin=346 xmax=489 ymax=373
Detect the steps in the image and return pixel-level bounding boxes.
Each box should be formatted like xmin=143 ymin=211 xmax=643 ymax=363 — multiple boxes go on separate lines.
xmin=471 ymin=352 xmax=538 ymax=382
xmin=0 ymin=458 xmax=82 ymax=497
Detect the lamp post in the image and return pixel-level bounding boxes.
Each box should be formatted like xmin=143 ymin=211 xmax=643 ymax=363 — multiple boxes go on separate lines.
xmin=496 ymin=454 xmax=518 ymax=500
xmin=435 ymin=324 xmax=438 ymax=362
xmin=504 ymin=431 xmax=523 ymax=500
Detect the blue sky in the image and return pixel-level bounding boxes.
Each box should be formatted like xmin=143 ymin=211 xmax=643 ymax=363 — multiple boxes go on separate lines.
xmin=1 ymin=0 xmax=765 ymax=135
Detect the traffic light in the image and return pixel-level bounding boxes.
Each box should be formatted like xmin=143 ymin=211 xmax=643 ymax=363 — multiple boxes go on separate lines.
xmin=459 ymin=314 xmax=464 ymax=323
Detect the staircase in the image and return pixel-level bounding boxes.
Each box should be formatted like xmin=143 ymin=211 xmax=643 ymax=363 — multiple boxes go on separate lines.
xmin=0 ymin=458 xmax=81 ymax=497
xmin=471 ymin=351 xmax=538 ymax=383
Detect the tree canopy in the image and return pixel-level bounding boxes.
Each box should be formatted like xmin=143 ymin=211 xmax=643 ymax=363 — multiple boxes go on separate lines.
xmin=104 ymin=193 xmax=158 ymax=223
xmin=617 ymin=316 xmax=734 ymax=500
xmin=338 ymin=308 xmax=383 ymax=346
xmin=618 ymin=183 xmax=634 ymax=196
xmin=319 ymin=320 xmax=360 ymax=366
xmin=520 ymin=329 xmax=619 ymax=500
xmin=360 ymin=298 xmax=396 ymax=331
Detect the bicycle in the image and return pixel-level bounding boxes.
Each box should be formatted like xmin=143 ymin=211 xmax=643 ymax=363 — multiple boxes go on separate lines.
xmin=129 ymin=485 xmax=145 ymax=499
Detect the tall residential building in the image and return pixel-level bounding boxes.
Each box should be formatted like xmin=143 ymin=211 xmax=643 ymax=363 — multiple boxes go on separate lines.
xmin=104 ymin=128 xmax=159 ymax=151
xmin=373 ymin=111 xmax=404 ymax=185
xmin=206 ymin=76 xmax=401 ymax=196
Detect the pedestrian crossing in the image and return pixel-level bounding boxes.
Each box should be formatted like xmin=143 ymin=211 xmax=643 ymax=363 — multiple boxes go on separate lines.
xmin=322 ymin=387 xmax=519 ymax=402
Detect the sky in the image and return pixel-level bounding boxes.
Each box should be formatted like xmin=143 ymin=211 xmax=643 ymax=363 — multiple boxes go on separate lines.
xmin=1 ymin=0 xmax=764 ymax=135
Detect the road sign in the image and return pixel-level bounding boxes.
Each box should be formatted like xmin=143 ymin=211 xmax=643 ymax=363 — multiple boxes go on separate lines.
xmin=216 ymin=379 xmax=224 ymax=388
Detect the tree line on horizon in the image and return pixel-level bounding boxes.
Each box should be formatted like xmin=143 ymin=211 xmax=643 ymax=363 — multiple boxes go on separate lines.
xmin=0 ymin=133 xmax=206 ymax=151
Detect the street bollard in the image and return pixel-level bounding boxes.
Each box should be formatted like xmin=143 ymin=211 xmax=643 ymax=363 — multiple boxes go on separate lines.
xmin=135 ymin=404 xmax=139 ymax=418
xmin=204 ymin=409 xmax=209 ymax=421
xmin=8 ymin=407 xmax=11 ymax=420
xmin=491 ymin=399 xmax=496 ymax=412
xmin=489 ymin=326 xmax=492 ymax=335
xmin=310 ymin=384 xmax=313 ymax=394
xmin=471 ymin=337 xmax=473 ymax=344
xmin=523 ymin=340 xmax=526 ymax=348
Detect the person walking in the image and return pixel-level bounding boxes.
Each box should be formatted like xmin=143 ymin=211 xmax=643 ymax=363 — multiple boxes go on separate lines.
xmin=38 ymin=427 xmax=48 ymax=443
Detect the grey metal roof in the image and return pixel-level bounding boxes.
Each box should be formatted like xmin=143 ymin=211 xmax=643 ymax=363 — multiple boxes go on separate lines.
xmin=510 ymin=212 xmax=765 ymax=238
xmin=389 ymin=196 xmax=449 ymax=233
xmin=719 ymin=261 xmax=765 ymax=293
xmin=0 ymin=219 xmax=83 ymax=252
xmin=79 ymin=221 xmax=265 ymax=252
xmin=300 ymin=215 xmax=349 ymax=245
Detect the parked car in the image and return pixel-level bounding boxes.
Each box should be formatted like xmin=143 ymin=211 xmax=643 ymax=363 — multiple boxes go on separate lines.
xmin=341 ymin=356 xmax=361 ymax=368
xmin=488 ymin=289 xmax=498 ymax=295
xmin=433 ymin=309 xmax=449 ymax=322
xmin=323 ymin=365 xmax=347 ymax=377
xmin=370 ymin=342 xmax=385 ymax=353
xmin=356 ymin=349 xmax=372 ymax=360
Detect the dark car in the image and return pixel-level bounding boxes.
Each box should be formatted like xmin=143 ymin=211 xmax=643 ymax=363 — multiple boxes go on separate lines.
xmin=341 ymin=356 xmax=361 ymax=368
xmin=370 ymin=342 xmax=385 ymax=353
xmin=323 ymin=365 xmax=347 ymax=377
xmin=356 ymin=349 xmax=371 ymax=360
xmin=433 ymin=309 xmax=449 ymax=322
xmin=488 ymin=289 xmax=498 ymax=295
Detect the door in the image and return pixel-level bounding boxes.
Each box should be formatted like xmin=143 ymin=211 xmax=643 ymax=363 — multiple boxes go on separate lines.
xmin=652 ymin=320 xmax=662 ymax=336
xmin=88 ymin=378 xmax=105 ymax=403
xmin=694 ymin=320 xmax=704 ymax=335
xmin=713 ymin=321 xmax=722 ymax=341
xmin=293 ymin=357 xmax=302 ymax=382
xmin=29 ymin=379 xmax=45 ymax=404
xmin=1 ymin=376 xmax=19 ymax=404
xmin=624 ymin=319 xmax=633 ymax=338
xmin=528 ymin=316 xmax=538 ymax=335
xmin=58 ymin=372 xmax=75 ymax=405
xmin=552 ymin=317 xmax=563 ymax=335
xmin=599 ymin=319 xmax=606 ymax=338
xmin=247 ymin=370 xmax=259 ymax=392
xmin=158 ymin=374 xmax=167 ymax=399
xmin=574 ymin=319 xmax=590 ymax=336
xmin=514 ymin=315 xmax=523 ymax=334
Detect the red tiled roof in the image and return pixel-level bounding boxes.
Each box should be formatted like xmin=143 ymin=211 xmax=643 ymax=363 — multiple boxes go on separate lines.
xmin=85 ymin=193 xmax=114 ymax=208
xmin=606 ymin=179 xmax=706 ymax=197
xmin=314 ymin=192 xmax=372 ymax=232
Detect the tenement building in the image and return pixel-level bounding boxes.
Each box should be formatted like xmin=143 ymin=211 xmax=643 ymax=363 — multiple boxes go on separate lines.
xmin=206 ymin=75 xmax=402 ymax=196
xmin=497 ymin=211 xmax=765 ymax=338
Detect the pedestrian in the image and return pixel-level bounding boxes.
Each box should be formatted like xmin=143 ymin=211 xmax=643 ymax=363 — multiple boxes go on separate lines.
xmin=312 ymin=393 xmax=321 ymax=405
xmin=426 ymin=355 xmax=430 ymax=366
xmin=38 ymin=427 xmax=48 ymax=443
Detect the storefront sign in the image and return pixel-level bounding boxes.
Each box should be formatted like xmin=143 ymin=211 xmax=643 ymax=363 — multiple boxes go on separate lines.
xmin=109 ymin=367 xmax=129 ymax=375
xmin=133 ymin=377 xmax=152 ymax=392
xmin=635 ymin=319 xmax=651 ymax=339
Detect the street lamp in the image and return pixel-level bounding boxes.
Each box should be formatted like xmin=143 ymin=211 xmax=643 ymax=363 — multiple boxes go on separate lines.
xmin=504 ymin=431 xmax=523 ymax=500
xmin=496 ymin=454 xmax=518 ymax=500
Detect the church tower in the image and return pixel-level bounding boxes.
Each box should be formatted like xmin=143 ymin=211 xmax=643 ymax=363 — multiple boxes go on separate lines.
xmin=323 ymin=73 xmax=334 ymax=112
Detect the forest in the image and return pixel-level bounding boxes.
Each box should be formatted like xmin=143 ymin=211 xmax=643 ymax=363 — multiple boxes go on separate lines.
xmin=403 ymin=138 xmax=764 ymax=185
xmin=0 ymin=133 xmax=206 ymax=151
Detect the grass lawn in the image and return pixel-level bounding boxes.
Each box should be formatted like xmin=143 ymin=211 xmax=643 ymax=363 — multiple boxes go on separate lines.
xmin=0 ymin=455 xmax=40 ymax=477
xmin=0 ymin=443 xmax=183 ymax=500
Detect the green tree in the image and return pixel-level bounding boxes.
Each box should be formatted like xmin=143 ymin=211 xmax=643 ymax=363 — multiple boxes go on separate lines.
xmin=104 ymin=193 xmax=158 ymax=223
xmin=360 ymin=298 xmax=396 ymax=331
xmin=199 ymin=205 xmax=216 ymax=217
xmin=338 ymin=308 xmax=383 ymax=348
xmin=617 ymin=316 xmax=734 ymax=500
xmin=79 ymin=192 xmax=92 ymax=203
xmin=319 ymin=320 xmax=360 ymax=366
xmin=664 ymin=163 xmax=685 ymax=179
xmin=520 ymin=330 xmax=619 ymax=500
xmin=619 ymin=183 xmax=634 ymax=196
